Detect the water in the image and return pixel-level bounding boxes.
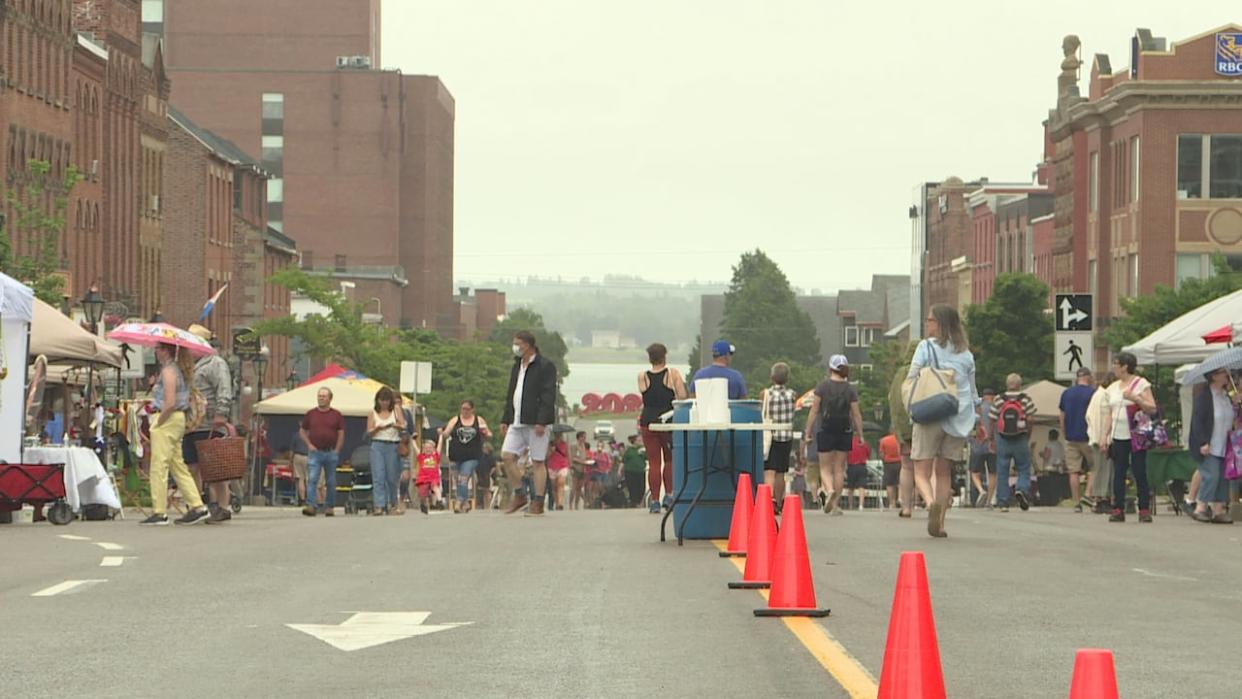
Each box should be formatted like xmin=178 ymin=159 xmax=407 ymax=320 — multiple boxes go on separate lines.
xmin=563 ymin=362 xmax=690 ymax=409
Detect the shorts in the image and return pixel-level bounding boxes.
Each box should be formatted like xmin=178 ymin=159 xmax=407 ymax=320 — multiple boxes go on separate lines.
xmin=501 ymin=425 xmax=551 ymax=462
xmin=765 ymin=440 xmax=793 ymax=473
xmin=969 ymin=451 xmax=997 ymax=474
xmin=292 ymin=453 xmax=309 ymax=481
xmin=817 ymin=427 xmax=852 ymax=454
xmin=882 ymin=461 xmax=901 ymax=487
xmin=590 ymin=472 xmax=607 ymax=483
xmin=1065 ymin=441 xmax=1094 ymax=474
xmin=911 ymin=422 xmax=967 ymax=462
xmin=181 ymin=430 xmax=214 ymax=465
xmin=846 ymin=464 xmax=868 ymax=489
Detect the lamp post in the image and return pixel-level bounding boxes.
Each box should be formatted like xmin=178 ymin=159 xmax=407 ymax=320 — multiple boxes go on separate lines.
xmin=286 ymin=371 xmax=297 ymax=392
xmin=249 ymin=346 xmax=270 ymax=502
xmin=255 ymin=345 xmax=270 ymax=402
xmin=80 ymin=287 xmax=106 ymax=446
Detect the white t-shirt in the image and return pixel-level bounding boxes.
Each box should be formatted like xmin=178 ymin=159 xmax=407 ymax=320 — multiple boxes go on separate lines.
xmin=512 ymin=357 xmax=531 ymax=427
xmin=1106 ymin=377 xmax=1150 ymax=441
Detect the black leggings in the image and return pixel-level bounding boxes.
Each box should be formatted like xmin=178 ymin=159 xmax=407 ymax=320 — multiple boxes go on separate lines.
xmin=624 ymin=471 xmax=646 ymax=507
xmin=1110 ymin=439 xmax=1149 ymax=512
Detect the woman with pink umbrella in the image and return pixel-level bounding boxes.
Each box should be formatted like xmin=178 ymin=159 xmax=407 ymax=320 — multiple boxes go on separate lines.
xmin=109 ymin=322 xmax=215 ymax=526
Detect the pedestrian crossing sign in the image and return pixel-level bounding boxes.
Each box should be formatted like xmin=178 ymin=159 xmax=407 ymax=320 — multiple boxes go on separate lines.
xmin=1054 ymin=332 xmax=1092 ymax=381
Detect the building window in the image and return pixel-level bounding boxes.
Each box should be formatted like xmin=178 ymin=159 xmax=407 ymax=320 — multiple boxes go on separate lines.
xmin=1129 ymin=254 xmax=1139 ymax=296
xmin=142 ymin=0 xmax=164 ymax=22
xmin=844 ymin=326 xmax=859 ymax=347
xmin=1129 ymin=136 xmax=1140 ymax=203
xmin=1176 ymin=253 xmax=1208 ymax=288
xmin=860 ymin=327 xmax=876 ymax=348
xmin=1089 ymin=151 xmax=1099 ymax=213
xmin=1178 ymin=135 xmax=1203 ymax=199
xmin=268 ymin=178 xmax=283 ymax=203
xmin=1088 ymin=259 xmax=1097 ymax=298
xmin=262 ymin=93 xmax=284 ymax=136
xmin=1210 ymin=135 xmax=1242 ymax=199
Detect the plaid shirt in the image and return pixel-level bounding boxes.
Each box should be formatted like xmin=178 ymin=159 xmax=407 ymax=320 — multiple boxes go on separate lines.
xmin=765 ymin=385 xmax=797 ymax=441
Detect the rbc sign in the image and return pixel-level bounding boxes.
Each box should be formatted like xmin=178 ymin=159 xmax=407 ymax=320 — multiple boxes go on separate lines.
xmin=1216 ymin=33 xmax=1242 ymax=76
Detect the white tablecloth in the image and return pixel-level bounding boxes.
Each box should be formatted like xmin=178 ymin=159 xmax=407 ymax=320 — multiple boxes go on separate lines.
xmin=22 ymin=446 xmax=122 ymax=512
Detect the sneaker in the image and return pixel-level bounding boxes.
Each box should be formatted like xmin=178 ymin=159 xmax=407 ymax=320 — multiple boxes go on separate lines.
xmin=139 ymin=514 xmax=169 ymax=526
xmin=975 ymin=492 xmax=988 ymax=508
xmin=1079 ymin=496 xmax=1094 ymax=509
xmin=302 ymin=506 xmax=317 ymax=517
xmin=505 ymin=494 xmax=529 ymax=515
xmin=1074 ymin=504 xmax=1083 ymax=513
xmin=323 ymin=508 xmax=335 ymax=517
xmin=420 ymin=501 xmax=429 ymax=514
xmin=205 ymin=509 xmax=232 ymax=524
xmin=1109 ymin=509 xmax=1125 ymax=523
xmin=773 ymin=499 xmax=783 ymax=517
xmin=1138 ymin=509 xmax=1152 ymax=523
xmin=829 ymin=508 xmax=844 ymax=517
xmin=662 ymin=495 xmax=672 ymax=512
xmin=648 ymin=500 xmax=660 ymax=514
xmin=998 ymin=505 xmax=1009 ymax=513
xmin=1014 ymin=491 xmax=1030 ymax=511
xmin=175 ymin=508 xmax=210 ymax=525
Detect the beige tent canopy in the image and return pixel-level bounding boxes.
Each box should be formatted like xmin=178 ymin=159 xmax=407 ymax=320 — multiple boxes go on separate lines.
xmin=1022 ymin=380 xmax=1067 ymax=423
xmin=253 ymin=376 xmax=389 ymax=418
xmin=30 ymin=298 xmax=123 ymax=367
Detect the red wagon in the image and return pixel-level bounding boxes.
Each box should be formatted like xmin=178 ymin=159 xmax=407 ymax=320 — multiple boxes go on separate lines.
xmin=0 ymin=463 xmax=73 ymax=525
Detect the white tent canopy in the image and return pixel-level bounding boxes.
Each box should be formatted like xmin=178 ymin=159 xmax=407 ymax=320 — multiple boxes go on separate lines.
xmin=1122 ymin=288 xmax=1242 ymax=366
xmin=0 ymin=272 xmax=34 ymax=463
xmin=254 ymin=376 xmax=379 ymax=418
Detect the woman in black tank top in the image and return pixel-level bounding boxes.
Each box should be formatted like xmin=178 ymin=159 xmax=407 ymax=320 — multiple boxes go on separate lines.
xmin=637 ymin=343 xmax=688 ymax=512
xmin=437 ymin=400 xmax=491 ymax=513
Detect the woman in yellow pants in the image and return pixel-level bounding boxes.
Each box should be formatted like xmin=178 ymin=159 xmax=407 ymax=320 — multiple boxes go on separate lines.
xmin=141 ymin=343 xmax=210 ymax=526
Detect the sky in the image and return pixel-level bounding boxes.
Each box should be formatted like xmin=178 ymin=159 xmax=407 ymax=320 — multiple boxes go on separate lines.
xmin=383 ymin=1 xmax=1238 ymax=292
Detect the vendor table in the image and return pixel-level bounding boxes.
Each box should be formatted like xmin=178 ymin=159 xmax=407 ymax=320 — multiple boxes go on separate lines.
xmin=23 ymin=446 xmax=122 ymax=513
xmin=648 ymin=422 xmax=792 ymax=545
xmin=1145 ymin=448 xmax=1198 ymax=491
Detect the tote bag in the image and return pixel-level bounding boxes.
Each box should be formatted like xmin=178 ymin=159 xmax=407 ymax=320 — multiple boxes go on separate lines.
xmin=902 ymin=340 xmax=959 ymax=425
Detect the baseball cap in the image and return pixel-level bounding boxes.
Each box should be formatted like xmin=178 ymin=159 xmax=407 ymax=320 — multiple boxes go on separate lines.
xmin=828 ymin=354 xmax=849 ymax=371
xmin=711 ymin=340 xmax=736 ymax=357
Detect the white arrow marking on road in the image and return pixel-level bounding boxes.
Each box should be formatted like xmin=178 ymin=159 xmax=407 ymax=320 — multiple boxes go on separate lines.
xmin=99 ymin=556 xmax=128 ymax=567
xmin=1132 ymin=568 xmax=1198 ymax=582
xmin=287 ymin=612 xmax=472 ymax=652
xmin=32 ymin=579 xmax=108 ymax=597
xmin=58 ymin=534 xmax=91 ymax=541
xmin=95 ymin=542 xmax=124 ymax=551
xmin=1060 ymin=298 xmax=1088 ymax=329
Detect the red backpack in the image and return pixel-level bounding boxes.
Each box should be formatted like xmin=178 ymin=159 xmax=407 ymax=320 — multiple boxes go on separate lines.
xmin=997 ymin=395 xmax=1029 ymax=437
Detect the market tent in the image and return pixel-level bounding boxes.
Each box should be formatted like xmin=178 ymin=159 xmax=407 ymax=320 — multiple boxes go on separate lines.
xmin=301 ymin=362 xmax=364 ymax=386
xmin=1022 ymin=380 xmax=1067 ymax=423
xmin=1123 ymin=288 xmax=1242 ymax=365
xmin=29 ymin=298 xmax=123 ymax=367
xmin=0 ymin=272 xmax=34 ymax=463
xmin=254 ymin=376 xmax=380 ymax=417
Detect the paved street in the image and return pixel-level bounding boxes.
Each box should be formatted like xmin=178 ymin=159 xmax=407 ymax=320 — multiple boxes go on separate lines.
xmin=1 ymin=503 xmax=1239 ymax=698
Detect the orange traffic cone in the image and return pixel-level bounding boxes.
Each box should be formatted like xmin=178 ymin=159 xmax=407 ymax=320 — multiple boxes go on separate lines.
xmin=729 ymin=484 xmax=776 ymax=589
xmin=755 ymin=494 xmax=829 ymax=617
xmin=1068 ymin=649 xmax=1119 ymax=699
xmin=719 ymin=472 xmax=754 ymax=558
xmin=877 ymin=551 xmax=946 ymax=699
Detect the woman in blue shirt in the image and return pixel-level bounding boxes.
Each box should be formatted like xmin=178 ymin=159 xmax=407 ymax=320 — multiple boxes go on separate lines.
xmin=907 ymin=304 xmax=979 ymax=539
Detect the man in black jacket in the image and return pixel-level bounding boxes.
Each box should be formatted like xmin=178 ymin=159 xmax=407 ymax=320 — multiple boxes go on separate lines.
xmin=501 ymin=330 xmax=559 ymax=515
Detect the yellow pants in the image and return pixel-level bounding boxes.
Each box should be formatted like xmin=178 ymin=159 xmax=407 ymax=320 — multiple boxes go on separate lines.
xmin=149 ymin=411 xmax=204 ymax=514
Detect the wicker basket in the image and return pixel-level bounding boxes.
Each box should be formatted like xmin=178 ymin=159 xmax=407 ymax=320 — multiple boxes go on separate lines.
xmin=198 ymin=434 xmax=248 ymax=483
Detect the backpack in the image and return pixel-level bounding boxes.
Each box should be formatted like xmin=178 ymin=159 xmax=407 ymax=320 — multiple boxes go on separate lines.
xmin=996 ymin=395 xmax=1028 ymax=437
xmin=821 ymin=382 xmax=852 ymax=422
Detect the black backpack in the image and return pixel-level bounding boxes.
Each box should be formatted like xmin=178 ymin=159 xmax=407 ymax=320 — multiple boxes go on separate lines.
xmin=821 ymin=383 xmax=852 ymax=422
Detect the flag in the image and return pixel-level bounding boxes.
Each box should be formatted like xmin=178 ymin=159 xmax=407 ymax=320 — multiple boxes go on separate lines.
xmin=198 ymin=284 xmax=228 ymax=322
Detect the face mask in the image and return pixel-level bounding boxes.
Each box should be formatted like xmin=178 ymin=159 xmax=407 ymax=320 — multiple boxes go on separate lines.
xmin=512 ymin=344 xmax=523 ymax=357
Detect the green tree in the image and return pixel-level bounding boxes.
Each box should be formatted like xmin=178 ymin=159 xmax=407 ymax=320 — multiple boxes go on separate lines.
xmin=1103 ymin=255 xmax=1242 ymax=351
xmin=488 ymin=307 xmax=570 ymax=381
xmin=965 ymin=273 xmax=1054 ymax=392
xmin=855 ymin=339 xmax=917 ymax=426
xmin=687 ymin=334 xmax=702 ymax=375
xmin=720 ymin=249 xmax=821 ymax=378
xmin=1 ymin=160 xmax=81 ymax=304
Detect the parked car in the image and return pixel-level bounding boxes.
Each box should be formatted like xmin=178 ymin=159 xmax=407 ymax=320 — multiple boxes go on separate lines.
xmin=594 ymin=420 xmax=615 ymax=440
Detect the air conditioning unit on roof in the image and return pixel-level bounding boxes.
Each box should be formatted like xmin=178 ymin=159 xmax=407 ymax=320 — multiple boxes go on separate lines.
xmin=336 ymin=56 xmax=351 ymax=68
xmin=350 ymin=56 xmax=371 ymax=69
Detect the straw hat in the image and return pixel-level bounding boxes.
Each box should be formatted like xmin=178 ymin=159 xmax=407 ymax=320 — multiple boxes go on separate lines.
xmin=187 ymin=324 xmax=213 ymax=342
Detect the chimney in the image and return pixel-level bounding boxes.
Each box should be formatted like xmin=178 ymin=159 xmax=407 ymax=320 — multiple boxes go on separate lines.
xmin=459 ymin=286 xmax=471 ymax=298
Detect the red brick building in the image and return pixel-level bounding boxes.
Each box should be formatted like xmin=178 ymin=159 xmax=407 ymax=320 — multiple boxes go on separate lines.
xmin=970 ymin=188 xmax=1053 ymax=304
xmin=69 ymin=32 xmax=105 ymax=300
xmin=1047 ymin=25 xmax=1242 ymax=322
xmin=151 ymin=0 xmax=456 ymax=334
xmin=1 ymin=0 xmax=76 ymax=280
xmin=136 ymin=38 xmax=167 ymax=320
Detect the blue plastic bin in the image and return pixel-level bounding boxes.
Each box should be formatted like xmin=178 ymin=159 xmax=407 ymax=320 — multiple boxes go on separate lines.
xmin=670 ymin=400 xmax=763 ymax=539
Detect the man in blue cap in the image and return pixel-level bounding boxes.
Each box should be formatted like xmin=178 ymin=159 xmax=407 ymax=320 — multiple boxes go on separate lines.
xmin=691 ymin=340 xmax=747 ymax=399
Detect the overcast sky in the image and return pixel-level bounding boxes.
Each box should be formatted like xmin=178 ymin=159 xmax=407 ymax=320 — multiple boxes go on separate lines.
xmin=384 ymin=1 xmax=1235 ymax=292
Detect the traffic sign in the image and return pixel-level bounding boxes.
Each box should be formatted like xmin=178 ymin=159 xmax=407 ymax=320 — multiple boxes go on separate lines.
xmin=1055 ymin=332 xmax=1093 ymax=381
xmin=1055 ymin=294 xmax=1093 ymax=332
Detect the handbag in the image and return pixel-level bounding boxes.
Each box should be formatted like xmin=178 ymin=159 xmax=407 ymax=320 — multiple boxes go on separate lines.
xmin=1225 ymin=413 xmax=1242 ymax=480
xmin=761 ymin=388 xmax=773 ymax=459
xmin=197 ymin=424 xmax=248 ymax=483
xmin=1125 ymin=378 xmax=1168 ymax=452
xmin=902 ymin=340 xmax=959 ymax=425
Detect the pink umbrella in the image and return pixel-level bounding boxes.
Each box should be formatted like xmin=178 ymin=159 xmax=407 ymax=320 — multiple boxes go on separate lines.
xmin=107 ymin=322 xmax=216 ymax=356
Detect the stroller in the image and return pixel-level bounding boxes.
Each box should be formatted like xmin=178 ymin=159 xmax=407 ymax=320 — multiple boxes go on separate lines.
xmin=342 ymin=445 xmax=374 ymax=515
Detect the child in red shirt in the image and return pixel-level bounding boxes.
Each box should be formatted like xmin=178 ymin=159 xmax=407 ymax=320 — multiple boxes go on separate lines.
xmin=414 ymin=440 xmax=441 ymax=514
xmin=845 ymin=435 xmax=871 ymax=510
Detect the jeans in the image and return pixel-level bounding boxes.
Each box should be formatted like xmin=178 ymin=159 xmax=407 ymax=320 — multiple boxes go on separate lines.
xmin=307 ymin=450 xmax=339 ymax=511
xmin=370 ymin=441 xmax=401 ymax=510
xmin=1198 ymin=454 xmax=1230 ymax=504
xmin=452 ymin=459 xmax=480 ymax=502
xmin=1110 ymin=440 xmax=1150 ymax=512
xmin=995 ymin=436 xmax=1031 ymax=506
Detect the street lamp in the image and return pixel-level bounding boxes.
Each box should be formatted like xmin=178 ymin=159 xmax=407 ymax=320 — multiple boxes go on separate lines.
xmin=255 ymin=345 xmax=270 ymax=401
xmin=252 ymin=345 xmax=271 ymax=502
xmin=286 ymin=371 xmax=298 ymax=391
xmin=81 ymin=286 xmax=105 ymax=334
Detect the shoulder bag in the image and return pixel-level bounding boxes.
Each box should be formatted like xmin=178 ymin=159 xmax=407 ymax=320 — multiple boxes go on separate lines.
xmin=902 ymin=340 xmax=959 ymax=425
xmin=1125 ymin=378 xmax=1168 ymax=452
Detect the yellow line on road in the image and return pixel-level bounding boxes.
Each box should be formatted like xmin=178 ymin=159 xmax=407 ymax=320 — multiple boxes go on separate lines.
xmin=714 ymin=540 xmax=879 ymax=699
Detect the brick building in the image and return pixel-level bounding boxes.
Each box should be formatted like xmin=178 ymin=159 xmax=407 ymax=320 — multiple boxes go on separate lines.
xmin=149 ymin=0 xmax=456 ymax=333
xmin=1 ymin=0 xmax=76 ymax=282
xmin=72 ymin=0 xmax=144 ymax=314
xmin=453 ymin=286 xmax=507 ymax=340
xmin=970 ymin=187 xmax=1052 ymax=305
xmin=69 ymin=32 xmax=105 ymax=300
xmin=1046 ymin=25 xmax=1242 ymax=323
xmin=135 ymin=37 xmax=166 ymax=320
xmin=920 ymin=177 xmax=979 ymax=314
